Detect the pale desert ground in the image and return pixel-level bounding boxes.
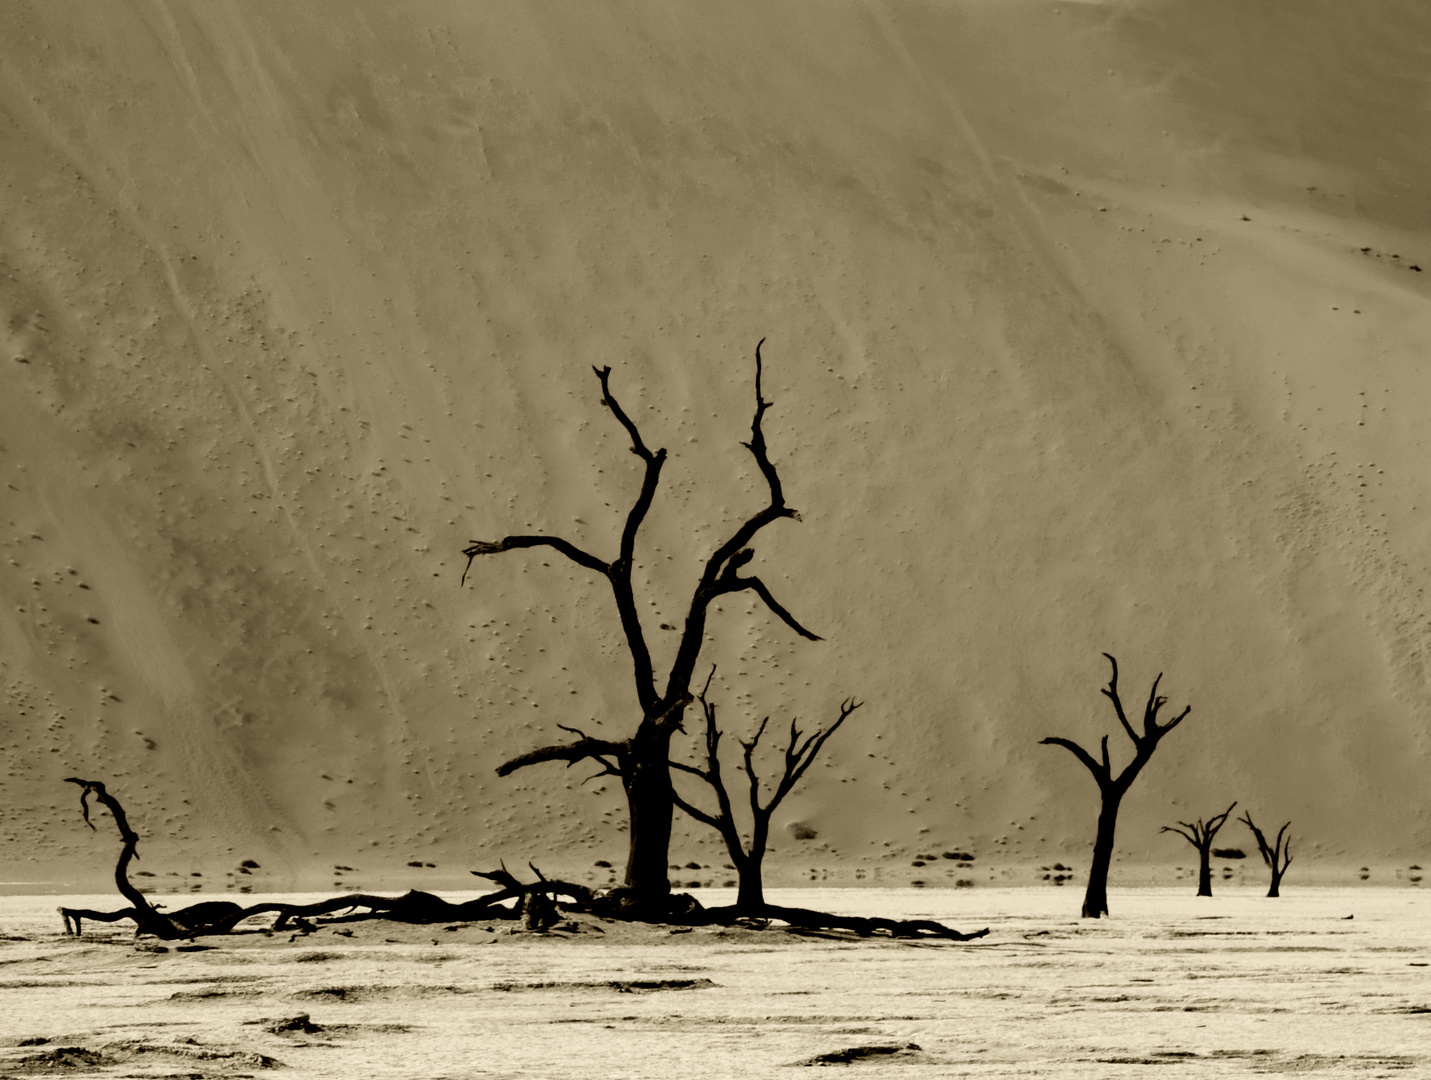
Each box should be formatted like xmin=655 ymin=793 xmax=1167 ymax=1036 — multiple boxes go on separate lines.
xmin=2 ymin=887 xmax=1429 ymax=1078
xmin=2 ymin=6 xmax=1431 ymax=1074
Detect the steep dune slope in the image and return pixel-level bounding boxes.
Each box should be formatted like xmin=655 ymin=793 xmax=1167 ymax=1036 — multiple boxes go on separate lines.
xmin=0 ymin=0 xmax=1427 ymax=891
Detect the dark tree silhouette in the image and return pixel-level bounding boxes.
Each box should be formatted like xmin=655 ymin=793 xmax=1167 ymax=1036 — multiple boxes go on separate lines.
xmin=60 ymin=778 xmax=988 ymax=942
xmin=59 ymin=778 xmax=293 ymax=938
xmin=1041 ymin=653 xmax=1192 ymax=918
xmin=1161 ymin=801 xmax=1237 ymax=897
xmin=1239 ymin=810 xmax=1293 ymax=897
xmin=462 ymin=341 xmax=821 ymax=912
xmin=669 ymin=668 xmax=860 ymax=911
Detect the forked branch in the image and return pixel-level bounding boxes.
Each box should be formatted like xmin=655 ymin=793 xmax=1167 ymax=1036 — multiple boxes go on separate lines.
xmin=1041 ymin=654 xmax=1191 ymax=794
xmin=1161 ymin=802 xmax=1237 ymax=849
xmin=1040 ymin=654 xmax=1195 ymax=918
xmin=671 ymin=669 xmax=859 ymax=909
xmin=714 ymin=568 xmax=823 ymax=641
xmin=1240 ymin=810 xmax=1293 ymax=896
xmin=664 ymin=339 xmax=818 ymax=700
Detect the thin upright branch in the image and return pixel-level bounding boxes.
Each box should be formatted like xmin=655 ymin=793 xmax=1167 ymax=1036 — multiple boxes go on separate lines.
xmin=462 ymin=365 xmax=665 ymax=713
xmin=664 ymin=340 xmax=815 ymax=702
xmin=1101 ymin=653 xmax=1140 ymax=747
xmin=672 ymin=669 xmax=860 ymax=897
xmin=743 ymin=339 xmax=784 ymax=505
xmin=593 ymin=365 xmax=658 ymax=463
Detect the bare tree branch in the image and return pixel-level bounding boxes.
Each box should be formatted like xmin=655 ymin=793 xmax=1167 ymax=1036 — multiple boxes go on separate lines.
xmin=1039 ymin=736 xmax=1107 ymax=783
xmin=1157 ymin=703 xmax=1192 ymax=738
xmin=672 ymin=675 xmax=857 ymax=909
xmin=739 ymin=716 xmax=772 ymax=820
xmin=593 ymin=365 xmax=658 ymax=463
xmin=669 ymin=786 xmax=723 ymax=831
xmin=744 ymin=339 xmax=784 ymax=505
xmin=1100 ymin=653 xmax=1141 ymax=748
xmin=496 ymin=734 xmax=627 ymax=777
xmin=461 ymin=535 xmax=608 ymax=586
xmin=1161 ymin=823 xmax=1200 ymax=846
xmin=715 ymin=573 xmax=823 ymax=641
xmin=664 ymin=341 xmax=810 ymax=703
xmin=769 ymin=699 xmax=861 ymax=810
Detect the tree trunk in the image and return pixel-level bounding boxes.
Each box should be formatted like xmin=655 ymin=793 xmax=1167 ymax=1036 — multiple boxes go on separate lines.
xmin=1196 ymin=846 xmax=1213 ymax=897
xmin=622 ymin=732 xmax=675 ymax=902
xmin=1267 ymin=869 xmax=1282 ymax=898
xmin=736 ymin=851 xmax=765 ymax=912
xmin=1082 ymin=794 xmax=1122 ymax=918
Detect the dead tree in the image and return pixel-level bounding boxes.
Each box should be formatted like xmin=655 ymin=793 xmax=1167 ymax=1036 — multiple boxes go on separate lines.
xmin=1040 ymin=654 xmax=1191 ymax=918
xmin=1161 ymin=802 xmax=1237 ymax=897
xmin=670 ymin=668 xmax=859 ymax=911
xmin=59 ymin=778 xmax=291 ymax=938
xmin=58 ymin=781 xmax=991 ymax=939
xmin=1239 ymin=810 xmax=1293 ymax=897
xmin=62 ymin=778 xmax=191 ymax=939
xmin=463 ymin=340 xmax=820 ymax=912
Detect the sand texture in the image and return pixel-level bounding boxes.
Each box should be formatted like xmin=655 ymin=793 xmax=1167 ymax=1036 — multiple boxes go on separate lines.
xmin=3 ymin=887 xmax=1430 ymax=1077
xmin=0 ymin=1 xmax=1429 ymax=888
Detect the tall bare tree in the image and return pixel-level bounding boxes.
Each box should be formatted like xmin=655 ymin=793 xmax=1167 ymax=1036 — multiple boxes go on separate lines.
xmin=1041 ymin=653 xmax=1192 ymax=918
xmin=463 ymin=341 xmax=820 ymax=911
xmin=1239 ymin=810 xmax=1293 ymax=897
xmin=669 ymin=668 xmax=859 ymax=911
xmin=1161 ymin=801 xmax=1237 ymax=897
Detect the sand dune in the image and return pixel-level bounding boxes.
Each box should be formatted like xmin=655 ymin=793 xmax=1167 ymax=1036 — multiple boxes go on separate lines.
xmin=1 ymin=1 xmax=1428 ymax=892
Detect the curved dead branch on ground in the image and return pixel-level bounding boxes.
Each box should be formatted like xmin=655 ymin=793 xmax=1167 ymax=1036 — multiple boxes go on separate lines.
xmin=58 ymin=780 xmax=987 ymax=940
xmin=58 ymin=778 xmax=269 ymax=939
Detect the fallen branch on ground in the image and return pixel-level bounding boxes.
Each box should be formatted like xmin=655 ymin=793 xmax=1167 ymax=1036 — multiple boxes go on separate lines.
xmin=58 ymin=780 xmax=988 ymax=942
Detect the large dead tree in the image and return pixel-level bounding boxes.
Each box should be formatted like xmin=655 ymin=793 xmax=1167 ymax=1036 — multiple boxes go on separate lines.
xmin=462 ymin=341 xmax=820 ymax=911
xmin=1239 ymin=810 xmax=1293 ymax=897
xmin=670 ymin=668 xmax=859 ymax=911
xmin=1041 ymin=654 xmax=1191 ymax=918
xmin=1161 ymin=801 xmax=1237 ymax=897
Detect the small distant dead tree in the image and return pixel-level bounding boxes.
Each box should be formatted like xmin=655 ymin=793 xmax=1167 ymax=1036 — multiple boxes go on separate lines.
xmin=463 ymin=340 xmax=823 ymax=913
xmin=1041 ymin=654 xmax=1192 ymax=918
xmin=1161 ymin=802 xmax=1237 ymax=897
xmin=669 ymin=668 xmax=860 ymax=911
xmin=1239 ymin=810 xmax=1293 ymax=897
